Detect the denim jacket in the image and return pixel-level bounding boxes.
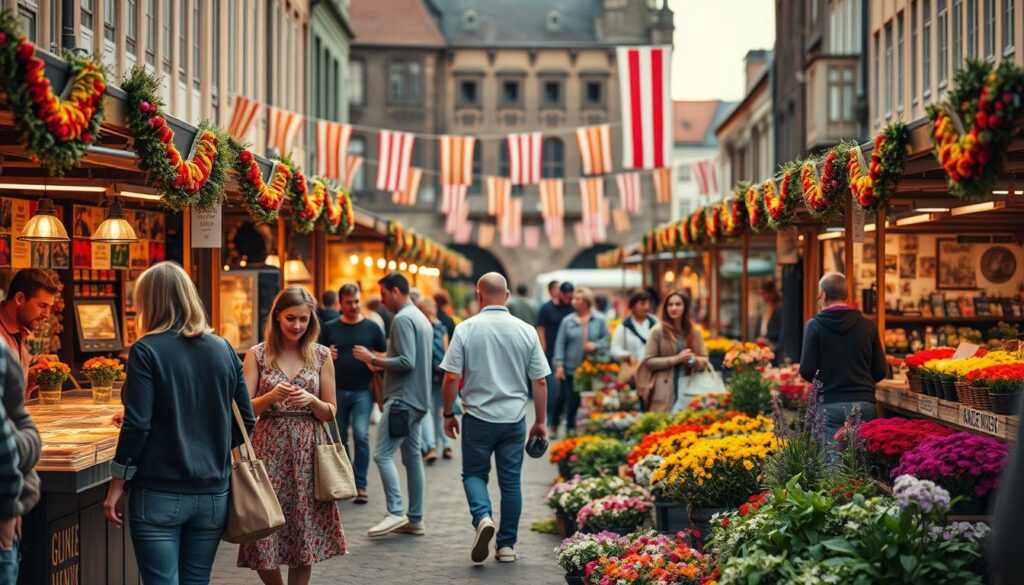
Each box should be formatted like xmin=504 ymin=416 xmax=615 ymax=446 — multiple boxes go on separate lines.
xmin=553 ymin=313 xmax=609 ymax=372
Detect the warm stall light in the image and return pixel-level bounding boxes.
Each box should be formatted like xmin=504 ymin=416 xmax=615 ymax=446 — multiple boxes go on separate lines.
xmin=349 ymin=254 xmax=359 ymax=265
xmin=663 ymin=270 xmax=676 ymax=282
xmin=410 ymin=264 xmax=419 ymax=274
xmin=991 ymin=190 xmax=1023 ymax=195
xmin=239 ymin=258 xmax=247 ymax=267
xmin=914 ymin=206 xmax=950 ymax=213
xmin=0 ymin=182 xmax=106 ymax=193
xmin=817 ymin=231 xmax=844 ymax=241
xmin=91 ymin=198 xmax=139 ymax=244
xmin=399 ymin=261 xmax=408 ymax=271
xmin=376 ymin=258 xmax=386 ymax=269
xmin=284 ymin=259 xmax=312 ymax=282
xmin=388 ymin=260 xmax=397 ymax=270
xmin=950 ymin=200 xmax=1006 ymax=216
xmin=223 ymin=264 xmax=231 ymax=271
xmin=895 ymin=213 xmax=937 ymax=226
xmin=118 ymin=190 xmax=163 ymax=201
xmin=798 ymin=235 xmax=805 ymax=242
xmin=363 ymin=256 xmax=373 ymax=267
xmin=18 ymin=198 xmax=69 ymax=242
xmin=264 ymin=254 xmax=281 ymax=267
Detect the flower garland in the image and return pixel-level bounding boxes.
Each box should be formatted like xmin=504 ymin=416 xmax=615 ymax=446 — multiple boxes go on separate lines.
xmin=337 ymin=187 xmax=355 ymax=237
xmin=800 ymin=143 xmax=852 ymax=220
xmin=687 ymin=209 xmax=705 ymax=245
xmin=928 ymin=59 xmax=1024 ymax=200
xmin=848 ymin=122 xmax=910 ymax=211
xmin=765 ymin=161 xmax=801 ymax=230
xmin=232 ymin=144 xmax=290 ymax=224
xmin=291 ymin=170 xmax=325 ymax=235
xmin=743 ymin=182 xmax=768 ymax=232
xmin=704 ymin=205 xmax=721 ymax=242
xmin=677 ymin=217 xmax=691 ymax=247
xmin=0 ymin=11 xmax=106 ymax=175
xmin=321 ymin=185 xmax=355 ymax=238
xmin=720 ymin=195 xmax=747 ymax=239
xmin=123 ymin=67 xmax=231 ymax=211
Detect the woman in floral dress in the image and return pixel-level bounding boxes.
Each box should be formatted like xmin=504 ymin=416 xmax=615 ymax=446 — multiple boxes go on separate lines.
xmin=238 ymin=287 xmax=345 ymax=585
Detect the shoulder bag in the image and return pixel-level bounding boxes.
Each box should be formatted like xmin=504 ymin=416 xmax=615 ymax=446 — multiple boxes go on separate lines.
xmin=314 ymin=404 xmax=358 ymax=502
xmin=684 ymin=362 xmax=727 ymax=397
xmin=223 ymin=402 xmax=285 ymax=544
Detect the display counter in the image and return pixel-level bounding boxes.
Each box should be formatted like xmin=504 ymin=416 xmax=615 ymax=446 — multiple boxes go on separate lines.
xmin=20 ymin=392 xmax=139 ymax=585
xmin=876 ymin=379 xmax=1018 ymax=442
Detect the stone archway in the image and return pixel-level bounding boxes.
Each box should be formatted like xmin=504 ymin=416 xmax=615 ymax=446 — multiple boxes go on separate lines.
xmin=448 ymin=244 xmax=509 ymax=281
xmin=566 ymin=244 xmax=617 ymax=269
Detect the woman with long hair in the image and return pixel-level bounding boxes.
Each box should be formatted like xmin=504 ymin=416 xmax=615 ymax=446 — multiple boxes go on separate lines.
xmin=104 ymin=262 xmax=256 ymax=585
xmin=416 ymin=296 xmax=451 ymax=463
xmin=237 ymin=287 xmax=345 ymax=585
xmin=637 ymin=291 xmax=709 ymax=412
xmin=552 ymin=287 xmax=609 ymax=435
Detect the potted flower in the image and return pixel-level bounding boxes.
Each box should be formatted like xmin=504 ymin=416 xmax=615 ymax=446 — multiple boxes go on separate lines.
xmin=705 ymin=337 xmax=736 ymax=371
xmin=554 ymin=531 xmax=629 ymax=585
xmin=856 ymin=417 xmax=956 ymax=483
xmin=893 ymin=431 xmax=1009 ymax=514
xmin=576 ymin=494 xmax=652 ymax=535
xmin=545 ymin=476 xmax=649 ymax=538
xmin=905 ymin=347 xmax=956 ymax=393
xmin=80 ymin=357 xmax=124 ymax=403
xmin=967 ymin=363 xmax=1024 ymax=415
xmin=584 ymin=531 xmax=713 ymax=584
xmin=568 ymin=438 xmax=630 ymax=477
xmin=551 ymin=436 xmax=601 ymax=478
xmin=34 ymin=360 xmax=70 ymax=405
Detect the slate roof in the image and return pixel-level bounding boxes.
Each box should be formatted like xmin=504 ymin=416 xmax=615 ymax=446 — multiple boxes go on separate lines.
xmin=432 ymin=0 xmax=611 ymax=47
xmin=674 ymin=100 xmax=736 ymax=147
xmin=351 ymin=0 xmax=447 ymax=47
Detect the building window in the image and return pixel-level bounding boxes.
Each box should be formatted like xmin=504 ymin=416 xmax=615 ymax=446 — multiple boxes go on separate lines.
xmin=937 ymin=0 xmax=948 ymax=86
xmin=984 ymin=0 xmax=995 ymax=58
xmin=885 ymin=23 xmax=893 ymax=116
xmin=211 ymin=0 xmax=219 ymax=90
xmin=911 ymin=0 xmax=919 ymax=103
xmin=1003 ymin=0 xmax=1015 ymax=52
xmin=500 ymin=80 xmax=522 ymax=108
xmin=349 ymin=59 xmax=365 ymax=105
xmin=81 ymin=0 xmax=94 ymax=31
xmin=583 ymin=80 xmax=604 ymax=107
xmin=162 ymin=0 xmax=172 ymax=73
xmin=967 ymin=0 xmax=978 ymax=57
xmin=145 ymin=0 xmax=155 ymax=65
xmin=192 ymin=0 xmax=200 ymax=87
xmin=830 ymin=66 xmax=856 ymax=123
xmin=241 ymin=0 xmax=249 ymax=91
xmin=49 ymin=2 xmax=57 ymax=50
xmin=457 ymin=78 xmax=480 ymax=107
xmin=923 ymin=0 xmax=931 ymax=96
xmin=952 ymin=0 xmax=963 ymax=66
xmin=542 ymin=79 xmax=563 ymax=108
xmin=542 ymin=137 xmax=564 ymax=178
xmin=897 ymin=12 xmax=905 ymax=112
xmin=179 ymin=0 xmax=187 ymax=77
xmin=388 ymin=60 xmax=422 ymax=104
xmin=873 ymin=33 xmax=880 ymax=121
xmin=349 ymin=136 xmax=366 ymax=192
xmin=17 ymin=1 xmax=37 ymax=43
xmin=126 ymin=0 xmax=138 ymax=56
xmin=104 ymin=0 xmax=118 ymax=43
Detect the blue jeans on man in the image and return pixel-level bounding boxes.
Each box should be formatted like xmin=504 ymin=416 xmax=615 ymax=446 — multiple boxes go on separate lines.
xmin=461 ymin=414 xmax=526 ymax=549
xmin=129 ymin=489 xmax=228 ymax=585
xmin=420 ymin=382 xmax=451 ymax=455
xmin=336 ymin=388 xmax=373 ymax=489
xmin=374 ymin=400 xmax=426 ymax=523
xmin=824 ymin=401 xmax=878 ymax=451
xmin=0 ymin=538 xmax=18 ymax=584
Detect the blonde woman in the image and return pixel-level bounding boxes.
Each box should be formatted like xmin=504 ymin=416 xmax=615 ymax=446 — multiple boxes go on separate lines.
xmin=104 ymin=262 xmax=257 ymax=585
xmin=552 ymin=287 xmax=609 ymax=434
xmin=238 ymin=287 xmax=344 ymax=585
xmin=638 ymin=291 xmax=709 ymax=412
xmin=416 ymin=296 xmax=450 ymax=463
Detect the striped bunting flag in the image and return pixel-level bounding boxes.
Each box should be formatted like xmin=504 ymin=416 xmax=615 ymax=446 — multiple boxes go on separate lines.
xmin=523 ymin=225 xmax=541 ymax=250
xmin=440 ymin=135 xmax=476 ymax=211
xmin=539 ymin=179 xmax=564 ymax=218
xmin=315 ymin=121 xmax=353 ymax=181
xmin=486 ymin=176 xmax=512 ymax=218
xmin=575 ymin=125 xmax=613 ymax=175
xmin=574 ymin=221 xmax=594 ymax=247
xmin=616 ymin=172 xmax=642 ymax=215
xmin=478 ymin=223 xmax=496 ymax=248
xmin=454 ymin=220 xmax=473 ymax=244
xmin=617 ymin=46 xmax=673 ymax=169
xmin=342 ymin=155 xmax=364 ymax=191
xmin=376 ymin=130 xmax=416 ymax=192
xmin=545 ymin=216 xmax=565 ymax=249
xmin=579 ymin=178 xmax=604 ymax=224
xmin=266 ymin=105 xmax=303 ymax=157
xmin=392 ymin=167 xmax=423 ymax=206
xmin=226 ymin=95 xmax=261 ymax=141
xmin=506 ymin=132 xmax=543 ymax=185
xmin=444 ymin=185 xmax=469 ymax=235
xmin=500 ymin=198 xmax=523 ymax=247
xmin=694 ymin=160 xmax=718 ymax=196
xmin=653 ymin=167 xmax=673 ymax=204
xmin=613 ymin=208 xmax=631 ymax=233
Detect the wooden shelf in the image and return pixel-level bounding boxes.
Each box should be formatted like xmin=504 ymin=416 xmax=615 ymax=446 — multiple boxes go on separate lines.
xmin=876 ymin=380 xmax=1017 ymax=441
xmin=866 ymin=314 xmax=1024 ymax=324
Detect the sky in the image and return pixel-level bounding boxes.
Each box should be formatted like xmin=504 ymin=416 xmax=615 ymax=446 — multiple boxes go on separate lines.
xmin=670 ymin=0 xmax=776 ymax=102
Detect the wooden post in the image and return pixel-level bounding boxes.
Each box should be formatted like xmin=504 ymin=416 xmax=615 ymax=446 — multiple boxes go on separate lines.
xmin=711 ymin=245 xmax=721 ymax=335
xmin=182 ymin=210 xmax=192 ymax=275
xmin=804 ymin=228 xmax=820 ymax=323
xmin=876 ymin=209 xmax=887 ymax=340
xmin=844 ymin=195 xmax=855 ymax=302
xmin=741 ymin=233 xmax=750 ymax=342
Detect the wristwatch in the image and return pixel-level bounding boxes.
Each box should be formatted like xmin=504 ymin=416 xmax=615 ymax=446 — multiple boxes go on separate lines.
xmin=443 ymin=412 xmax=456 ymax=419
xmin=370 ymin=356 xmax=378 ymax=366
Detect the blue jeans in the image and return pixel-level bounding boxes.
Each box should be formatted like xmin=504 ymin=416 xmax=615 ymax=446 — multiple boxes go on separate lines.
xmin=462 ymin=415 xmax=526 ymax=549
xmin=0 ymin=538 xmax=19 ymax=583
xmin=824 ymin=401 xmax=878 ymax=450
xmin=553 ymin=376 xmax=581 ymax=432
xmin=545 ymin=372 xmax=560 ymax=429
xmin=420 ymin=382 xmax=450 ymax=454
xmin=374 ymin=400 xmax=426 ymax=523
xmin=129 ymin=488 xmax=228 ymax=585
xmin=337 ymin=389 xmax=373 ymax=489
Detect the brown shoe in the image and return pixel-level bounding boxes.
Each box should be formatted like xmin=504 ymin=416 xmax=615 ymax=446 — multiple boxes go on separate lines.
xmin=354 ymin=489 xmax=368 ymax=505
xmin=442 ymin=448 xmax=454 ymax=460
xmin=424 ymin=449 xmax=438 ymax=464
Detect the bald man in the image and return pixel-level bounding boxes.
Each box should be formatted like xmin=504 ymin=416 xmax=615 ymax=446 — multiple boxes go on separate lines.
xmin=439 ymin=272 xmax=550 ymax=564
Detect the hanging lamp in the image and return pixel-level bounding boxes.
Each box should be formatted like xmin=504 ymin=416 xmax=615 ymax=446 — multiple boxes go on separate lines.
xmin=91 ymin=198 xmax=139 ymax=244
xmin=18 ymin=197 xmax=70 ymax=242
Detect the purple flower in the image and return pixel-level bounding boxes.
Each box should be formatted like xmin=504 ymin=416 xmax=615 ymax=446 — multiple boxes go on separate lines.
xmin=893 ymin=475 xmax=951 ymax=514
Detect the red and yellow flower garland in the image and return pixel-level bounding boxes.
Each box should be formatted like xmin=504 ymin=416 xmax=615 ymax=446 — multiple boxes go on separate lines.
xmin=744 ymin=182 xmax=768 ymax=232
xmin=800 ymin=143 xmax=852 ymax=219
xmin=720 ymin=196 xmax=746 ymax=238
xmin=705 ymin=205 xmax=722 ymax=242
xmin=322 ymin=186 xmax=355 ymax=237
xmin=848 ymin=122 xmax=910 ymax=211
xmin=765 ymin=163 xmax=800 ymax=230
xmin=292 ymin=172 xmax=325 ymax=234
xmin=688 ymin=209 xmax=705 ymax=244
xmin=234 ymin=147 xmax=290 ymax=223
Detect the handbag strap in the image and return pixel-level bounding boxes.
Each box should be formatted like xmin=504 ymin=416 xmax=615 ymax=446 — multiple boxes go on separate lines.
xmin=231 ymin=401 xmax=256 ymax=462
xmin=317 ymin=403 xmax=343 ymax=446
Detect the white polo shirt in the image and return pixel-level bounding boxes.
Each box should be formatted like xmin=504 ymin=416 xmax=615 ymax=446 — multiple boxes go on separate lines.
xmin=440 ymin=305 xmax=551 ymax=424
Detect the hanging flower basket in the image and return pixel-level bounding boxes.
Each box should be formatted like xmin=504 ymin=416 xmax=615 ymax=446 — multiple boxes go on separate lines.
xmin=849 ymin=122 xmax=910 ymax=211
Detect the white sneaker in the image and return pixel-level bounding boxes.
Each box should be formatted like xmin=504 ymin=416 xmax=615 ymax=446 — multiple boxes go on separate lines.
xmin=495 ymin=546 xmax=516 ymax=563
xmin=368 ymin=514 xmax=409 ymax=537
xmin=471 ymin=517 xmax=495 ymax=563
xmin=393 ymin=521 xmax=426 ymax=536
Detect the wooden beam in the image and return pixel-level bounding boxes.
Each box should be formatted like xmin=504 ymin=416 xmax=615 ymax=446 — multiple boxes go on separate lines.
xmin=740 ymin=233 xmax=749 ymax=342
xmin=844 ymin=196 xmax=855 ymax=301
xmin=876 ymin=209 xmax=886 ymax=344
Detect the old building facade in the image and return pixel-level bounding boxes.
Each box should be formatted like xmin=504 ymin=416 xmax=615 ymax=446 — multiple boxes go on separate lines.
xmin=671 ymin=100 xmax=734 ymax=218
xmin=717 ymin=50 xmax=774 ymax=190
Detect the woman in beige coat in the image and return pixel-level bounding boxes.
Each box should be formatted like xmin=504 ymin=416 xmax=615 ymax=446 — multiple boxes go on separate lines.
xmin=636 ymin=291 xmax=708 ymax=412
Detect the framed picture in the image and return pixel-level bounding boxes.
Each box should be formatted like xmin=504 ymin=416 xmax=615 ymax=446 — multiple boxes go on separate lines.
xmin=220 ymin=271 xmax=259 ymax=352
xmin=930 ymin=292 xmax=947 ymax=318
xmin=979 ymin=245 xmax=1017 ymax=284
xmin=884 ymin=255 xmax=898 ymax=275
xmin=918 ymin=256 xmax=936 ymax=278
xmin=899 ymin=234 xmax=919 ymax=254
xmin=936 ymin=239 xmax=977 ymax=290
xmin=899 ymin=254 xmax=917 ymax=279
xmin=73 ymin=299 xmax=123 ymax=352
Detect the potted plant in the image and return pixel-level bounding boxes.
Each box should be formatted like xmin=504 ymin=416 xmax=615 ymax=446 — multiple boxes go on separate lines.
xmin=80 ymin=357 xmax=124 ymax=403
xmin=545 ymin=476 xmax=649 ymax=538
xmin=554 ymin=532 xmax=629 ymax=585
xmin=567 ymin=438 xmax=630 ymax=478
xmin=968 ymin=363 xmax=1024 ymax=415
xmin=705 ymin=337 xmax=736 ymax=372
xmin=856 ymin=417 xmax=955 ymax=483
xmin=551 ymin=436 xmax=601 ymax=478
xmin=584 ymin=531 xmax=713 ymax=584
xmin=575 ymin=494 xmax=651 ymax=535
xmin=34 ymin=360 xmax=70 ymax=405
xmin=905 ymin=347 xmax=956 ymax=393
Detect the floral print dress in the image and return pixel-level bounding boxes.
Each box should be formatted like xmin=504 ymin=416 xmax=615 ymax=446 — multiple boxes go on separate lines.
xmin=238 ymin=343 xmax=347 ymax=570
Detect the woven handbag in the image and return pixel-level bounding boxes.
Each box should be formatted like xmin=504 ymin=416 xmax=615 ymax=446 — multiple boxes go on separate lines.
xmin=223 ymin=402 xmax=285 ymax=544
xmin=314 ymin=405 xmax=358 ymax=502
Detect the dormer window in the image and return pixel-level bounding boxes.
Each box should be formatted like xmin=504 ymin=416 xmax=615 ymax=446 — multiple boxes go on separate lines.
xmin=462 ymin=9 xmax=477 ymax=30
xmin=547 ymin=10 xmax=561 ymax=31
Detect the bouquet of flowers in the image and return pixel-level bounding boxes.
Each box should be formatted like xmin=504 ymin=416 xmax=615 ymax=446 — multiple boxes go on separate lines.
xmin=597 ymin=411 xmax=641 ymax=434
xmin=893 ymin=432 xmax=1009 ymax=498
xmin=576 ymin=494 xmax=652 ymax=533
xmin=569 ymin=438 xmax=631 ymax=477
xmin=627 ymin=423 xmax=710 ymax=465
xmin=584 ymin=531 xmax=713 ymax=585
xmin=554 ymin=532 xmax=630 ymax=576
xmin=704 ymin=337 xmax=736 ymax=358
xmin=723 ymin=342 xmax=775 ymax=370
xmin=80 ymin=356 xmax=124 ymax=386
xmin=593 ymin=383 xmax=641 ymax=412
xmin=34 ymin=360 xmax=70 ymax=391
xmin=857 ymin=417 xmax=956 ymax=471
xmin=551 ymin=435 xmax=601 ymax=462
xmin=652 ymin=431 xmax=778 ymax=507
xmin=546 ymin=476 xmax=650 ymax=519
xmin=575 ymin=356 xmax=621 ymax=394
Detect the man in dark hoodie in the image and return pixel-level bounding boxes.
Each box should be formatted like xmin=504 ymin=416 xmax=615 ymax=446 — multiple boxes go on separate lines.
xmin=799 ymin=272 xmax=887 ymax=442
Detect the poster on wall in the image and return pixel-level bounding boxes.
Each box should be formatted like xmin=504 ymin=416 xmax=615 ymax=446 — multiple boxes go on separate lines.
xmin=899 ymin=254 xmax=917 ymax=279
xmin=10 ymin=199 xmax=30 ymax=269
xmin=937 ymin=239 xmax=977 ymax=290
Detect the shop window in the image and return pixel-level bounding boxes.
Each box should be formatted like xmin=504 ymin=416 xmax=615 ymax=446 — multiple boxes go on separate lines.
xmin=541 ymin=137 xmax=564 ymax=179
xmin=389 ymin=60 xmax=423 ymax=104
xmin=349 ymin=59 xmax=365 ymax=105
xmin=542 ymin=80 xmax=563 ymax=108
xmin=458 ymin=79 xmax=480 ymax=107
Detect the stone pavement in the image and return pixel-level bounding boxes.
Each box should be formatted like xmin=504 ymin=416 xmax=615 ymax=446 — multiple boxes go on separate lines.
xmin=210 ymin=415 xmax=564 ymax=584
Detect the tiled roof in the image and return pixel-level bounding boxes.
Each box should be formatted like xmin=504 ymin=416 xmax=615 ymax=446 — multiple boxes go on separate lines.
xmin=351 ymin=0 xmax=446 ymax=48
xmin=433 ymin=0 xmax=605 ymax=47
xmin=673 ymin=100 xmax=736 ymax=146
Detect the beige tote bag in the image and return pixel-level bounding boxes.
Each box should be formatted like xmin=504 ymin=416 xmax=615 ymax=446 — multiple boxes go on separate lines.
xmin=223 ymin=402 xmax=286 ymax=544
xmin=314 ymin=405 xmax=358 ymax=502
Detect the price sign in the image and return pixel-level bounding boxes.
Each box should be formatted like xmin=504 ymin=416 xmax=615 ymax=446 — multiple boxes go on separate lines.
xmin=959 ymin=405 xmax=1003 ymax=437
xmin=952 ymin=342 xmax=981 ymax=359
xmin=917 ymin=394 xmax=938 ymax=417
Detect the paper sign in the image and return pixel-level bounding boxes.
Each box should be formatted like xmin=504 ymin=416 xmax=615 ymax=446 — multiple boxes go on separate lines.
xmin=959 ymin=405 xmax=1002 ymax=436
xmin=851 ymin=206 xmax=866 ymax=243
xmin=190 ymin=205 xmax=222 ymax=249
xmin=10 ymin=199 xmax=30 ymax=269
xmin=91 ymin=242 xmax=111 ymax=270
xmin=917 ymin=394 xmax=938 ymax=416
xmin=952 ymin=342 xmax=981 ymax=359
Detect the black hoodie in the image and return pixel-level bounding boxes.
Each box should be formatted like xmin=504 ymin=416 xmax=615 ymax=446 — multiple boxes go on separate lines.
xmin=799 ymin=307 xmax=888 ymax=404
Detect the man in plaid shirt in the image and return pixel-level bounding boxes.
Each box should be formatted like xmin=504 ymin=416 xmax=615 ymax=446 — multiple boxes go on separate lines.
xmin=0 ymin=394 xmax=23 ymax=582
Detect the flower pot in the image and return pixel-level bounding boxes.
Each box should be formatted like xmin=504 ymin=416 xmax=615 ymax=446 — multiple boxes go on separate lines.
xmin=555 ymin=511 xmax=577 ymax=538
xmin=91 ymin=383 xmax=113 ymax=404
xmin=653 ymin=497 xmax=690 ymax=534
xmin=949 ymin=496 xmax=988 ymax=517
xmin=557 ymin=460 xmax=572 ymax=479
xmin=989 ymin=391 xmax=1021 ymax=416
xmin=922 ymin=377 xmax=937 ymax=397
xmin=870 ymin=466 xmax=892 ymax=485
xmin=908 ymin=368 xmax=923 ymax=393
xmin=38 ymin=386 xmax=62 ymax=405
xmin=940 ymin=380 xmax=958 ymax=402
xmin=565 ymin=574 xmax=586 ymax=585
xmin=686 ymin=504 xmax=730 ymax=546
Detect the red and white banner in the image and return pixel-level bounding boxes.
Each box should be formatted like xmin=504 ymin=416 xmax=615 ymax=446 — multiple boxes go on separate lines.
xmin=478 ymin=223 xmax=496 ymax=248
xmin=500 ymin=198 xmax=523 ymax=247
xmin=266 ymin=105 xmax=303 ymax=157
xmin=440 ymin=136 xmax=476 ymax=186
xmin=617 ymin=45 xmax=673 ymax=170
xmin=574 ymin=221 xmax=594 ymax=247
xmin=616 ymin=172 xmax=642 ymax=215
xmin=575 ymin=125 xmax=613 ymax=175
xmin=315 ymin=121 xmax=353 ymax=181
xmin=342 ymin=155 xmax=364 ymax=191
xmin=613 ymin=208 xmax=631 ymax=233
xmin=376 ymin=130 xmax=416 ymax=192
xmin=653 ymin=167 xmax=673 ymax=204
xmin=506 ymin=132 xmax=543 ymax=185
xmin=227 ymin=95 xmax=261 ymax=141
xmin=486 ymin=176 xmax=512 ymax=218
xmin=545 ymin=216 xmax=565 ymax=249
xmin=454 ymin=220 xmax=473 ymax=244
xmin=523 ymin=226 xmax=541 ymax=250
xmin=580 ymin=178 xmax=604 ymax=221
xmin=392 ymin=167 xmax=423 ymax=206
xmin=539 ymin=179 xmax=564 ymax=218
xmin=693 ymin=160 xmax=718 ymax=196
xmin=445 ymin=185 xmax=469 ymax=235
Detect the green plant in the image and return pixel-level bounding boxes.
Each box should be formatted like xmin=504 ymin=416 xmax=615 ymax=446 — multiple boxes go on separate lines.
xmin=727 ymin=368 xmax=772 ymax=417
xmin=568 ymin=438 xmax=630 ymax=477
xmin=762 ymin=391 xmax=828 ymax=492
xmin=530 ymin=517 xmax=557 ymax=534
xmin=624 ymin=412 xmax=670 ymax=440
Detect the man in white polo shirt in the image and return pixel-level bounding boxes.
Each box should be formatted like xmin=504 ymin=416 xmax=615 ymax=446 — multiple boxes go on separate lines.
xmin=440 ymin=272 xmax=549 ymax=565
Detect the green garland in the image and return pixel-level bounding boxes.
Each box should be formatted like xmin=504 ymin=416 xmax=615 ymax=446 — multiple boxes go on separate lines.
xmin=228 ymin=138 xmax=289 ymax=224
xmin=850 ymin=122 xmax=910 ymax=212
xmin=288 ymin=164 xmax=323 ymax=235
xmin=766 ymin=160 xmax=802 ymax=231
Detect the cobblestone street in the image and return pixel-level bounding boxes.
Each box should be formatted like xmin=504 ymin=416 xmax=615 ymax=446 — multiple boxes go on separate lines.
xmin=211 ymin=415 xmax=563 ymax=584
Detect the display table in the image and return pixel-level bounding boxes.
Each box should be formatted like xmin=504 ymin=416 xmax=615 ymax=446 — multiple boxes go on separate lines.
xmin=876 ymin=379 xmax=1018 ymax=442
xmin=20 ymin=393 xmax=139 ymax=585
